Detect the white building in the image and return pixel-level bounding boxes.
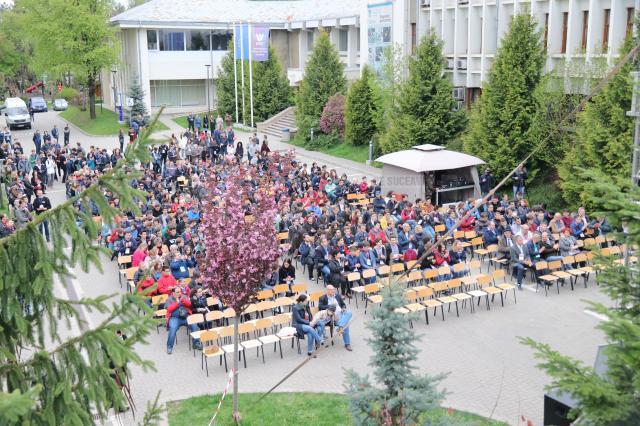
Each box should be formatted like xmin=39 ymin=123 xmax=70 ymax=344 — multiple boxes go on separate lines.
xmin=107 ymin=0 xmax=637 ymax=115
xmin=360 ymin=0 xmax=636 ymax=106
xmin=106 ymin=0 xmax=361 ymax=114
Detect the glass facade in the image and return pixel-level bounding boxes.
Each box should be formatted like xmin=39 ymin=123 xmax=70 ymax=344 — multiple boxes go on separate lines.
xmin=147 ymin=29 xmax=231 ymax=51
xmin=150 ymin=79 xmax=209 ymax=107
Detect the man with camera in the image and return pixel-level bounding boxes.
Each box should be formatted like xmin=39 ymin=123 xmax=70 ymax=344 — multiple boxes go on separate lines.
xmin=165 ymin=286 xmax=201 ymax=354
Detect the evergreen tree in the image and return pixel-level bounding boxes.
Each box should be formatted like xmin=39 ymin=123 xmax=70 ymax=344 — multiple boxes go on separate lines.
xmin=216 ymin=45 xmax=292 ymax=124
xmin=0 ymin=123 xmax=160 ymax=424
xmin=379 ymin=32 xmax=466 ymax=154
xmin=463 ymin=14 xmax=546 ymax=178
xmin=216 ymin=48 xmax=237 ymax=122
xmin=345 ymin=282 xmax=447 ymax=425
xmin=522 ymin=170 xmax=640 ymax=425
xmin=128 ymin=78 xmax=148 ymax=120
xmin=252 ymin=45 xmax=293 ymax=123
xmin=295 ymin=30 xmax=346 ymax=143
xmin=345 ymin=66 xmax=380 ymax=146
xmin=558 ymin=37 xmax=634 ymax=208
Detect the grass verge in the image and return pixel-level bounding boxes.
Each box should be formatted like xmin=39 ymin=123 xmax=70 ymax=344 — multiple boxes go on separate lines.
xmin=167 ymin=392 xmax=507 ymax=426
xmin=288 ymin=137 xmax=380 ymax=167
xmin=59 ymin=106 xmax=167 ymax=136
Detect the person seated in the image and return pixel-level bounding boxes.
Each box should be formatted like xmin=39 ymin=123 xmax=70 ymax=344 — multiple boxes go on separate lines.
xmin=483 ymin=221 xmax=499 ymax=246
xmin=327 ymin=250 xmax=349 ymax=295
xmin=190 ymin=286 xmax=209 ymax=315
xmin=397 ymin=223 xmax=416 ymax=253
xmin=298 ymin=234 xmax=315 ymax=280
xmin=345 ymin=245 xmax=362 ymax=273
xmin=314 ymin=237 xmax=331 ymax=282
xmin=510 ymin=235 xmax=532 ymax=290
xmin=433 ymin=244 xmax=451 ymax=280
xmin=449 ymin=240 xmax=467 ymax=278
xmin=131 ymin=242 xmax=148 ymax=267
xmin=385 ymin=236 xmax=403 ymax=264
xmin=588 ymin=216 xmax=612 ymax=237
xmin=165 ymin=286 xmax=201 ymax=354
xmin=570 ymin=216 xmax=588 ymax=239
xmin=278 ymin=258 xmax=296 ymax=286
xmin=357 ymin=243 xmax=377 ymax=283
xmin=498 ymin=228 xmax=515 ymax=260
xmin=559 ymin=227 xmax=581 ymax=257
xmin=292 ymin=294 xmax=323 ymax=357
xmin=157 ymin=265 xmax=178 ymax=295
xmin=170 ymin=253 xmax=191 ymax=280
xmin=318 ymin=285 xmax=353 ymax=351
xmin=539 ymin=232 xmax=563 ymax=262
xmin=373 ymin=239 xmax=387 ymax=266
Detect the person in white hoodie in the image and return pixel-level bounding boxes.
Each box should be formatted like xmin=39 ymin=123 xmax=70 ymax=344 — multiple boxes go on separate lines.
xmin=45 ymin=155 xmax=57 ymax=185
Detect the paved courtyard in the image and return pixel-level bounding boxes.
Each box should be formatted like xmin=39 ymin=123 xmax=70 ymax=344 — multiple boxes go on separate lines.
xmin=13 ymin=111 xmax=610 ymax=425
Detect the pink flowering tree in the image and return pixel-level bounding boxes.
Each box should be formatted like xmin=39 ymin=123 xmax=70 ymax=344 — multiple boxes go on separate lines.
xmin=319 ymin=93 xmax=346 ymax=136
xmin=199 ymin=152 xmax=293 ymax=422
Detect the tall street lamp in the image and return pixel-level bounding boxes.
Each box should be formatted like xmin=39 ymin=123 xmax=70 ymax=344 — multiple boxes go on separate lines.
xmin=205 ymin=64 xmax=211 ymax=116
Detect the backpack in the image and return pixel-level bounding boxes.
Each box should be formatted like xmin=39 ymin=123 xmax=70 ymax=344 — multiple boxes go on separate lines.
xmin=404 ymin=249 xmax=418 ymax=261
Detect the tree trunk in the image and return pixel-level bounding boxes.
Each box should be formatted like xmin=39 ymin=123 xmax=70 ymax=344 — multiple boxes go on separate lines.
xmin=233 ymin=313 xmax=240 ymax=423
xmin=88 ymin=74 xmax=96 ymax=120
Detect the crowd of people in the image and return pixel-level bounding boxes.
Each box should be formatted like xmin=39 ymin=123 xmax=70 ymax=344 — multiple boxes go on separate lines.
xmin=0 ymin=116 xmax=613 ymax=357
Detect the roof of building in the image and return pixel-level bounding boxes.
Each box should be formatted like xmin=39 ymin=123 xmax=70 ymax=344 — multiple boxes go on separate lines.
xmin=111 ymin=0 xmax=360 ymax=28
xmin=376 ymin=145 xmax=485 ymax=173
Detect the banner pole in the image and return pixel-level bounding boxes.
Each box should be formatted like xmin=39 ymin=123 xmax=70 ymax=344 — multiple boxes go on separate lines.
xmin=233 ymin=23 xmax=239 ymax=125
xmin=248 ymin=23 xmax=255 ymax=129
xmin=240 ymin=23 xmax=246 ymax=126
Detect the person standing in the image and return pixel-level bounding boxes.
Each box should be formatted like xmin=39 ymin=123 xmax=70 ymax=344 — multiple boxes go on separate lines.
xmin=63 ymin=124 xmax=71 ymax=146
xmin=32 ymin=130 xmax=42 ymax=155
xmin=118 ymin=128 xmax=125 ymax=152
xmin=187 ymin=113 xmax=195 ymax=132
xmin=32 ymin=189 xmax=51 ymax=242
xmin=29 ymin=106 xmax=35 ymax=123
xmin=51 ymin=125 xmax=59 ymax=144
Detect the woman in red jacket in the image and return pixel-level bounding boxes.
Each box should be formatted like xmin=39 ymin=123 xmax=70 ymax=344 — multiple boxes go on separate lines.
xmin=165 ymin=287 xmax=201 ymax=354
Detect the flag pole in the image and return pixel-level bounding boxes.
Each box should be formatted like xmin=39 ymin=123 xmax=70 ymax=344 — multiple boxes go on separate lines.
xmin=232 ymin=23 xmax=239 ymax=125
xmin=240 ymin=22 xmax=246 ymax=126
xmin=248 ymin=23 xmax=255 ymax=129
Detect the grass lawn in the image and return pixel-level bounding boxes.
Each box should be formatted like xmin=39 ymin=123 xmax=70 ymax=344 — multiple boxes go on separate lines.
xmin=167 ymin=392 xmax=507 ymax=426
xmin=59 ymin=106 xmax=168 ymax=136
xmin=172 ymin=115 xmax=190 ymax=129
xmin=288 ymin=138 xmax=382 ymax=167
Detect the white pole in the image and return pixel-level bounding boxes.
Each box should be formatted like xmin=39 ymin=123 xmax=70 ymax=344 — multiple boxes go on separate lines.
xmin=233 ymin=24 xmax=239 ymax=124
xmin=240 ymin=23 xmax=246 ymax=126
xmin=248 ymin=23 xmax=255 ymax=129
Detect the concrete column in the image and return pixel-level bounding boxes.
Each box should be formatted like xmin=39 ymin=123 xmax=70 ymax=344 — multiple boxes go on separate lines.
xmin=347 ymin=25 xmax=358 ymax=68
xmin=136 ymin=28 xmax=152 ymax=114
xmin=298 ymin=29 xmax=308 ymax=70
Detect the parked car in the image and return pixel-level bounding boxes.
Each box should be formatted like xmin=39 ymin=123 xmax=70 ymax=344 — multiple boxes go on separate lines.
xmin=53 ymin=98 xmax=68 ymax=111
xmin=3 ymin=97 xmax=31 ymax=130
xmin=28 ymin=96 xmax=48 ymax=113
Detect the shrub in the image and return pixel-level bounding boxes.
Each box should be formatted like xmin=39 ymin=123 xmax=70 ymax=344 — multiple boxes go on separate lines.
xmin=319 ymin=94 xmax=345 ymax=136
xmin=59 ymin=87 xmax=79 ymax=102
xmin=307 ymin=132 xmax=341 ymax=150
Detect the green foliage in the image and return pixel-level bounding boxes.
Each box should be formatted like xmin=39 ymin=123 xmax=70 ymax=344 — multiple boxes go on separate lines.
xmin=0 ymin=118 xmax=160 ymax=425
xmin=558 ymin=37 xmax=634 ymax=208
xmin=463 ymin=14 xmax=546 ymax=178
xmin=306 ymin=132 xmax=341 ymax=151
xmin=379 ymin=32 xmax=466 ymax=154
xmin=0 ymin=8 xmax=26 ymax=80
xmin=345 ymin=66 xmax=380 ymax=146
xmin=59 ymin=86 xmax=80 ymax=103
xmin=15 ymin=0 xmax=119 ymax=119
xmin=345 ymin=282 xmax=447 ymax=425
xmin=216 ymin=44 xmax=292 ymax=125
xmin=251 ymin=46 xmax=293 ymax=123
xmin=296 ymin=30 xmax=346 ymax=144
xmin=522 ymin=169 xmax=640 ymax=425
xmin=526 ymin=179 xmax=567 ymax=212
xmin=376 ymin=44 xmax=405 ymax=125
xmin=128 ymin=78 xmax=148 ymax=120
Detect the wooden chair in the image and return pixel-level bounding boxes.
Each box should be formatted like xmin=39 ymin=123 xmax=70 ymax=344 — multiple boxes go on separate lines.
xmin=566 ymin=253 xmax=592 ymax=288
xmin=474 ymin=243 xmax=497 ymax=264
xmin=407 ymin=270 xmax=423 ymax=288
xmin=437 ymin=265 xmax=451 ymax=279
xmin=274 ymin=296 xmax=294 ymax=312
xmin=238 ymin=322 xmax=265 ymax=364
xmin=448 ymin=278 xmax=473 ymax=314
xmin=538 ymin=260 xmax=563 ymax=295
xmin=391 ymin=263 xmax=405 ymax=276
xmin=291 ymin=283 xmax=308 ymax=295
xmin=255 ymin=317 xmax=283 ymax=359
xmin=377 ymin=265 xmax=391 ymax=278
xmin=256 ymin=289 xmax=274 ymax=301
xmin=117 ymin=255 xmax=132 ymax=287
xmin=423 ymin=268 xmax=438 ymax=284
xmin=206 ymin=297 xmax=220 ymax=309
xmin=476 ymin=275 xmax=504 ymax=307
xmin=200 ymin=330 xmax=224 ymax=376
xmin=273 ymin=313 xmax=298 ymax=353
xmin=434 ymin=224 xmax=446 ymax=234
xmin=186 ymin=313 xmax=205 ymax=351
xmin=430 ymin=281 xmax=459 ymax=317
xmin=364 ymin=283 xmax=382 ymax=314
xmin=493 ymin=269 xmax=516 ymax=303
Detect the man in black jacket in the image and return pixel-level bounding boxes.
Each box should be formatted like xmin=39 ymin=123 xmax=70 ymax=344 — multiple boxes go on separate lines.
xmin=32 ymin=189 xmax=51 ymax=242
xmin=318 ymin=285 xmax=353 ymax=351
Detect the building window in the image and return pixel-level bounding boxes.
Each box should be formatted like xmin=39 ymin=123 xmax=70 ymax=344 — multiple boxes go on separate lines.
xmin=186 ymin=30 xmax=210 ymax=51
xmin=411 ymin=23 xmax=417 ymax=54
xmin=159 ymin=31 xmax=185 ymax=51
xmin=307 ymin=31 xmax=314 ymax=50
xmin=211 ymin=31 xmax=231 ymax=51
xmin=339 ymin=29 xmax=348 ymax=52
xmin=603 ymin=8 xmax=610 ymax=51
xmin=581 ymin=11 xmax=589 ymax=51
xmin=544 ymin=13 xmax=549 ymax=51
xmin=627 ymin=7 xmax=635 ymax=38
xmin=147 ymin=30 xmax=158 ymax=50
xmin=150 ymin=79 xmax=207 ymax=107
xmin=561 ymin=12 xmax=568 ymax=54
